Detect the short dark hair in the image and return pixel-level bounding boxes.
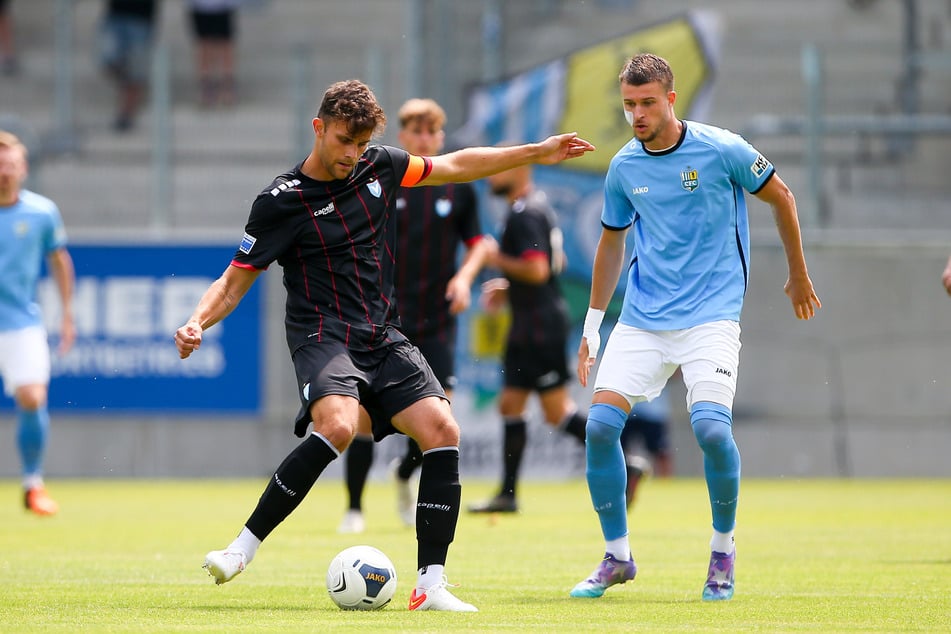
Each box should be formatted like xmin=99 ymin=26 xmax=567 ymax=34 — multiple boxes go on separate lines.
xmin=618 ymin=53 xmax=674 ymax=92
xmin=317 ymin=79 xmax=386 ymax=137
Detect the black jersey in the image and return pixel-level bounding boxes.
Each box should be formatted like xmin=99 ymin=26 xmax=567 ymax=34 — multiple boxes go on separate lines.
xmin=392 ymin=182 xmax=481 ymax=344
xmin=231 ymin=145 xmax=431 ymax=352
xmin=499 ymin=190 xmax=570 ymax=347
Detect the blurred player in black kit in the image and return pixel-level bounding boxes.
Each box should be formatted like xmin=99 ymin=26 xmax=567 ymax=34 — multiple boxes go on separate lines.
xmin=338 ymin=98 xmax=494 ymax=534
xmin=174 ymin=79 xmax=594 ymax=612
xmin=468 ymin=159 xmax=588 ymax=514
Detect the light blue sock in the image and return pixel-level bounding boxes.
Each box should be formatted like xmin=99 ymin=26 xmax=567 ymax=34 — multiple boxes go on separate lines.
xmin=690 ymin=402 xmax=741 ymax=533
xmin=585 ymin=403 xmax=629 ymax=541
xmin=17 ymin=407 xmax=50 ymax=478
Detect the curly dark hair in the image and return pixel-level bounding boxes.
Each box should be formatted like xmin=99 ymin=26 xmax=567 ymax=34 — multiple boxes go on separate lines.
xmin=317 ymin=79 xmax=386 ymax=138
xmin=618 ymin=53 xmax=674 ymax=92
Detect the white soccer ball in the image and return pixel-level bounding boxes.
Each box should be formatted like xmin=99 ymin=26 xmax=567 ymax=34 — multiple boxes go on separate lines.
xmin=326 ymin=545 xmax=398 ymax=610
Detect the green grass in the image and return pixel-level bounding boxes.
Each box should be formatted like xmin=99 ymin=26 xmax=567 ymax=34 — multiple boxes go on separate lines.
xmin=1 ymin=477 xmax=948 ymax=632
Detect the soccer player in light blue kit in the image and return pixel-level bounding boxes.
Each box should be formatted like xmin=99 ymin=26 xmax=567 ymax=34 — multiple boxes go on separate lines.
xmin=570 ymin=54 xmax=821 ymax=601
xmin=0 ymin=131 xmax=75 ymax=516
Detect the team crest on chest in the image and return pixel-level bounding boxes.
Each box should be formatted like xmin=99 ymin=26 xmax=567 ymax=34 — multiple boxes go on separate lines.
xmin=681 ymin=167 xmax=699 ymax=192
xmin=435 ymin=198 xmax=452 ymax=217
xmin=367 ymin=178 xmax=382 ymax=198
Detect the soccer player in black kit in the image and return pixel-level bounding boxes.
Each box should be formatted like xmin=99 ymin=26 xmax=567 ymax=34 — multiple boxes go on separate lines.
xmin=468 ymin=160 xmax=588 ymax=514
xmin=174 ymin=79 xmax=594 ymax=612
xmin=338 ymin=98 xmax=494 ymax=534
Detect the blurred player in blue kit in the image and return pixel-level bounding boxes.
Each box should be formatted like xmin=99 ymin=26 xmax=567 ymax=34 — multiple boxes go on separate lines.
xmin=571 ymin=54 xmax=821 ymax=601
xmin=0 ymin=131 xmax=75 ymax=515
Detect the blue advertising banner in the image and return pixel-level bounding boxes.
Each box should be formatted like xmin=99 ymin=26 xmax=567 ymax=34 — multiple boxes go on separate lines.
xmin=1 ymin=244 xmax=262 ymax=414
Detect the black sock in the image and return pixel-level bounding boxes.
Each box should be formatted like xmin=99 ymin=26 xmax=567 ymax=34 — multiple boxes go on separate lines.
xmin=501 ymin=418 xmax=527 ymax=498
xmin=397 ymin=437 xmax=423 ymax=480
xmin=245 ymin=434 xmax=338 ymax=540
xmin=561 ymin=410 xmax=587 ymax=444
xmin=415 ymin=447 xmax=461 ymax=569
xmin=344 ymin=436 xmax=374 ymax=511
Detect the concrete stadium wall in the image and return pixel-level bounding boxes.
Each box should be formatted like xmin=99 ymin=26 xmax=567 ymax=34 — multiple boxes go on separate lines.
xmin=2 ymin=238 xmax=950 ymax=480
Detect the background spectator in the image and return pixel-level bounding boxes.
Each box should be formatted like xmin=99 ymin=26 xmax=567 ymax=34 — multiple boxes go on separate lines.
xmin=187 ymin=0 xmax=241 ymax=107
xmin=99 ymin=0 xmax=160 ymax=132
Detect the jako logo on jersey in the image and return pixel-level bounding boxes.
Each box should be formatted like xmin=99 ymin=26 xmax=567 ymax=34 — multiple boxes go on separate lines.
xmin=750 ymin=154 xmax=771 ymax=178
xmin=367 ymin=179 xmax=382 ymax=198
xmin=715 ymin=367 xmax=733 ymax=378
xmin=632 ymin=186 xmax=649 ymax=195
xmin=239 ymin=233 xmax=257 ymax=254
xmin=314 ymin=201 xmax=335 ymax=217
xmin=270 ymin=178 xmax=301 ymax=196
xmin=435 ymin=198 xmax=452 ymax=217
xmin=681 ymin=168 xmax=699 ymax=192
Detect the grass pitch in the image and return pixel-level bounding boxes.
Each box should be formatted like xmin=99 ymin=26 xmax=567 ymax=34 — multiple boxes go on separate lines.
xmin=0 ymin=477 xmax=948 ymax=633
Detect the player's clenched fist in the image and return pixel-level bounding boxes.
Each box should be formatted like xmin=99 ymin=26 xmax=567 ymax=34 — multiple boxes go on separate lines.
xmin=175 ymin=321 xmax=203 ymax=359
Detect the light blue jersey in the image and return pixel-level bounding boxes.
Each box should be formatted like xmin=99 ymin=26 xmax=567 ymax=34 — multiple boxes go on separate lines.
xmin=0 ymin=189 xmax=67 ymax=332
xmin=602 ymin=120 xmax=774 ymax=330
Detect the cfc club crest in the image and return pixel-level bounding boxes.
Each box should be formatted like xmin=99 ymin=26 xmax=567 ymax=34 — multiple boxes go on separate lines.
xmin=681 ymin=168 xmax=699 ymax=192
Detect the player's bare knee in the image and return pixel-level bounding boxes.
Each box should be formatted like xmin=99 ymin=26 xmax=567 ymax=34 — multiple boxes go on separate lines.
xmin=312 ymin=418 xmax=356 ymax=452
xmin=414 ymin=415 xmax=460 ymax=451
xmin=15 ymin=385 xmax=46 ymax=411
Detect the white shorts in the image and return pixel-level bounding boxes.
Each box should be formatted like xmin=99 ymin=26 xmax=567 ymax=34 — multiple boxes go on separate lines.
xmin=593 ymin=320 xmax=741 ymax=411
xmin=0 ymin=326 xmax=51 ymax=397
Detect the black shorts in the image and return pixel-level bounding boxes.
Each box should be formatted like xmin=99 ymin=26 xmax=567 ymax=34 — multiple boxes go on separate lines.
xmin=414 ymin=338 xmax=457 ymax=392
xmin=503 ymin=341 xmax=570 ymax=392
xmin=190 ymin=10 xmax=235 ymax=40
xmin=291 ymin=339 xmax=446 ymax=440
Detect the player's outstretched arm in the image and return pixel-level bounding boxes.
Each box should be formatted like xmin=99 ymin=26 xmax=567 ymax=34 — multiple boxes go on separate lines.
xmin=755 ymin=175 xmax=821 ymax=320
xmin=422 ymin=133 xmax=595 ymax=186
xmin=176 ymin=264 xmax=260 ymax=359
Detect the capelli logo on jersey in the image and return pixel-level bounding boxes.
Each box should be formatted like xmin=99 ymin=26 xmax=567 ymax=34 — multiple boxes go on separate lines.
xmin=367 ymin=178 xmax=382 ymax=198
xmin=313 ymin=201 xmax=335 ymax=217
xmin=681 ymin=168 xmax=699 ymax=192
xmin=270 ymin=178 xmax=301 ymax=197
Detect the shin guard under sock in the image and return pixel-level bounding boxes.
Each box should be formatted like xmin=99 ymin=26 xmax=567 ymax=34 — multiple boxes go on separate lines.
xmin=246 ymin=433 xmax=338 ymax=540
xmin=415 ymin=447 xmax=461 ymax=569
xmin=585 ymin=403 xmax=628 ymax=541
xmin=16 ymin=407 xmax=49 ymax=478
xmin=690 ymin=402 xmax=741 ymax=534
